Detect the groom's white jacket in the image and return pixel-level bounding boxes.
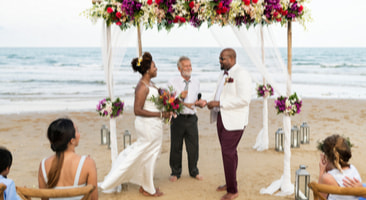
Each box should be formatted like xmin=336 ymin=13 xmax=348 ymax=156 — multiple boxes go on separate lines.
xmin=210 ymin=64 xmax=252 ymax=131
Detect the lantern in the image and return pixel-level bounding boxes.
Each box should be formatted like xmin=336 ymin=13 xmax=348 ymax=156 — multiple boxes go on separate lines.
xmin=295 ymin=165 xmax=310 ymax=200
xmin=123 ymin=130 xmax=131 ymax=149
xmin=275 ymin=128 xmax=284 ymax=152
xmin=300 ymin=122 xmax=310 ymax=144
xmin=122 ymin=130 xmax=131 ymax=191
xmin=291 ymin=125 xmax=300 ymax=148
xmin=100 ymin=125 xmax=109 ymax=145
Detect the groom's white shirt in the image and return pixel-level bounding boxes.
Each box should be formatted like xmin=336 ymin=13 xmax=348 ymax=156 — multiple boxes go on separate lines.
xmin=210 ymin=63 xmax=252 ymax=131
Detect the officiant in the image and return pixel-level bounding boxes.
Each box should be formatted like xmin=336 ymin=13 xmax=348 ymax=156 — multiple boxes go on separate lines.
xmin=167 ymin=56 xmax=206 ymax=182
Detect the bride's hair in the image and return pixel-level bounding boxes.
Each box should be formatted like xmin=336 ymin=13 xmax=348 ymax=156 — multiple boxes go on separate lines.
xmin=131 ymin=52 xmax=153 ymax=75
xmin=320 ymin=134 xmax=351 ymax=172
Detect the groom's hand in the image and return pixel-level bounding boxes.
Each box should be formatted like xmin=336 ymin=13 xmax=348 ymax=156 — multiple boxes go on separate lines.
xmin=207 ymin=101 xmax=219 ymax=110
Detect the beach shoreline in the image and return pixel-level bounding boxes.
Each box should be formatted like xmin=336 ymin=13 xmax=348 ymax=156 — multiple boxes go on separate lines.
xmin=1 ymin=98 xmax=366 ymax=200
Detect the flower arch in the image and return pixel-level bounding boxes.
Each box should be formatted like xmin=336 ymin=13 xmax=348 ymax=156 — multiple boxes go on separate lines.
xmin=84 ymin=0 xmax=311 ymax=196
xmin=84 ymin=0 xmax=310 ymax=30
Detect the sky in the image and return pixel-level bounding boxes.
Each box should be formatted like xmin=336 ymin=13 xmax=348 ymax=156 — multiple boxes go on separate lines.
xmin=0 ymin=0 xmax=365 ymax=48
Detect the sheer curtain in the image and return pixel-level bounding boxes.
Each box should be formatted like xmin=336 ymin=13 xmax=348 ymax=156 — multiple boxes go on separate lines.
xmin=101 ymin=22 xmax=136 ymax=163
xmin=210 ymin=24 xmax=293 ymax=196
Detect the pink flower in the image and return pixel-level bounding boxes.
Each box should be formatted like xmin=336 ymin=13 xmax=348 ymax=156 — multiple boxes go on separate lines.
xmin=107 ymin=7 xmax=114 ymax=14
xmin=298 ymin=5 xmax=303 ymax=12
xmin=116 ymin=21 xmax=122 ymax=26
xmin=243 ymin=0 xmax=250 ymax=6
xmin=252 ymin=0 xmax=258 ymax=4
xmin=179 ymin=17 xmax=186 ymax=23
xmin=218 ymin=2 xmax=223 ymax=9
xmin=290 ymin=0 xmax=296 ymax=3
xmin=147 ymin=0 xmax=153 ymax=5
xmin=116 ymin=12 xmax=122 ymax=18
xmin=189 ymin=1 xmax=194 ymax=9
xmin=173 ymin=16 xmax=179 ymax=23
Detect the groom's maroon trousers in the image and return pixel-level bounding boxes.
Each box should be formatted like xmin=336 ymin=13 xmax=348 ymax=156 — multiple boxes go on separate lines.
xmin=217 ymin=112 xmax=245 ymax=194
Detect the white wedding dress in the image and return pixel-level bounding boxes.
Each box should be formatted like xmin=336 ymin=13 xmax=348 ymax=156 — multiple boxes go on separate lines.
xmin=100 ymin=85 xmax=163 ymax=195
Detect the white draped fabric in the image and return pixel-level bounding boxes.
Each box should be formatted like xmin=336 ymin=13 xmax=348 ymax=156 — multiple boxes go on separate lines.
xmin=210 ymin=24 xmax=293 ymax=195
xmin=101 ymin=21 xmax=136 ymax=163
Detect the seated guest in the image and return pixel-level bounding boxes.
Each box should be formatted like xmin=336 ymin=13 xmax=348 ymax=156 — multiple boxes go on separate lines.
xmin=0 ymin=147 xmax=21 ymax=200
xmin=38 ymin=118 xmax=98 ymax=200
xmin=318 ymin=134 xmax=362 ymax=200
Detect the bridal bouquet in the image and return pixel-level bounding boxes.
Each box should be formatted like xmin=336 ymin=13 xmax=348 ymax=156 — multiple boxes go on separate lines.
xmin=96 ymin=97 xmax=124 ymax=118
xmin=274 ymin=92 xmax=302 ymax=116
xmin=149 ymin=86 xmax=183 ymax=123
xmin=257 ymin=83 xmax=274 ymax=98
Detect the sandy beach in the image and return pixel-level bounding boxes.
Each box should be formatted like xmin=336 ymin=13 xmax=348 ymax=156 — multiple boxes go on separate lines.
xmin=1 ymin=98 xmax=366 ymax=200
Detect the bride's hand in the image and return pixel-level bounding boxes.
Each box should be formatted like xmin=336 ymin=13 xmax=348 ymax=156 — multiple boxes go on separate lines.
xmin=161 ymin=111 xmax=173 ymax=119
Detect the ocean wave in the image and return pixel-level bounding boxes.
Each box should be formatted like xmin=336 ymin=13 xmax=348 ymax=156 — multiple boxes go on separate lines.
xmin=7 ymin=79 xmax=105 ymax=85
xmin=320 ymin=63 xmax=366 ymax=68
xmin=293 ymin=61 xmax=320 ymax=66
xmin=6 ymin=54 xmax=35 ymax=60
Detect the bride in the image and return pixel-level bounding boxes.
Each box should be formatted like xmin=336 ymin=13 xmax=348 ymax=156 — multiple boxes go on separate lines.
xmin=100 ymin=52 xmax=171 ymax=197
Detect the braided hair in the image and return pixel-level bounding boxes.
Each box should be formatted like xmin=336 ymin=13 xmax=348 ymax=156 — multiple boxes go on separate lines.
xmin=320 ymin=134 xmax=352 ymax=173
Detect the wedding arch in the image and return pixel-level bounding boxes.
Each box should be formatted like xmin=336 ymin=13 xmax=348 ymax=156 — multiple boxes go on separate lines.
xmin=84 ymin=0 xmax=310 ymax=196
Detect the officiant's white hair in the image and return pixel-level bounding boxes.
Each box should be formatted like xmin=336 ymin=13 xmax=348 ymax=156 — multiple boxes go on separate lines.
xmin=177 ymin=56 xmax=190 ymax=68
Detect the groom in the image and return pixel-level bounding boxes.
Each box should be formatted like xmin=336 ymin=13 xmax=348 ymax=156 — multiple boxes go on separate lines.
xmin=207 ymin=48 xmax=252 ymax=200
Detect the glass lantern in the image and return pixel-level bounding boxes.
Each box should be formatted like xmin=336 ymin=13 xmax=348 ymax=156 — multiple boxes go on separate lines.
xmin=275 ymin=128 xmax=284 ymax=152
xmin=106 ymin=129 xmax=111 ymax=149
xmin=295 ymin=165 xmax=310 ymax=200
xmin=291 ymin=125 xmax=300 ymax=148
xmin=123 ymin=130 xmax=131 ymax=149
xmin=100 ymin=125 xmax=109 ymax=145
xmin=300 ymin=122 xmax=310 ymax=144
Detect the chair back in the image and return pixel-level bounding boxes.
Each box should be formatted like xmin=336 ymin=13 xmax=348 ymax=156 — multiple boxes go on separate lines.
xmin=16 ymin=184 xmax=95 ymax=200
xmin=308 ymin=181 xmax=366 ymax=200
xmin=0 ymin=183 xmax=6 ymax=200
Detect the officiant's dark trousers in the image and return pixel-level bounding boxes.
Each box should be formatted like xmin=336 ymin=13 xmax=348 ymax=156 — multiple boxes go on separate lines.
xmin=217 ymin=112 xmax=244 ymax=194
xmin=170 ymin=114 xmax=199 ymax=178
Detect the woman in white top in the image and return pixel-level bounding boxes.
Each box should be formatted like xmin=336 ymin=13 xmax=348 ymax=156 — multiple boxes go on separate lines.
xmin=318 ymin=134 xmax=362 ymax=200
xmin=38 ymin=118 xmax=98 ymax=200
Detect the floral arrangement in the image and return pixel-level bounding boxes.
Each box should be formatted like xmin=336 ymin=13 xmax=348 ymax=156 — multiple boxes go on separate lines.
xmin=229 ymin=0 xmax=263 ymax=28
xmin=257 ymin=83 xmax=274 ymax=97
xmin=173 ymin=0 xmax=205 ymax=28
xmin=225 ymin=76 xmax=234 ymax=84
xmin=149 ymin=86 xmax=183 ymax=122
xmin=82 ymin=0 xmax=311 ymax=31
xmin=274 ymin=92 xmax=302 ymax=116
xmin=263 ymin=0 xmax=282 ymax=22
xmin=96 ymin=97 xmax=124 ymax=118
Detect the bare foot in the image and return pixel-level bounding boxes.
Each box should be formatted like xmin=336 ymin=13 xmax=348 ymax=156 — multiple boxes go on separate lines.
xmin=195 ymin=174 xmax=203 ymax=180
xmin=169 ymin=175 xmax=178 ymax=182
xmin=139 ymin=187 xmax=163 ymax=197
xmin=216 ymin=184 xmax=227 ymax=192
xmin=221 ymin=192 xmax=238 ymax=200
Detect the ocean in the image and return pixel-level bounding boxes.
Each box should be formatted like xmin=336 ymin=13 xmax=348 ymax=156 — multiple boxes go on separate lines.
xmin=1 ymin=47 xmax=366 ymax=114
